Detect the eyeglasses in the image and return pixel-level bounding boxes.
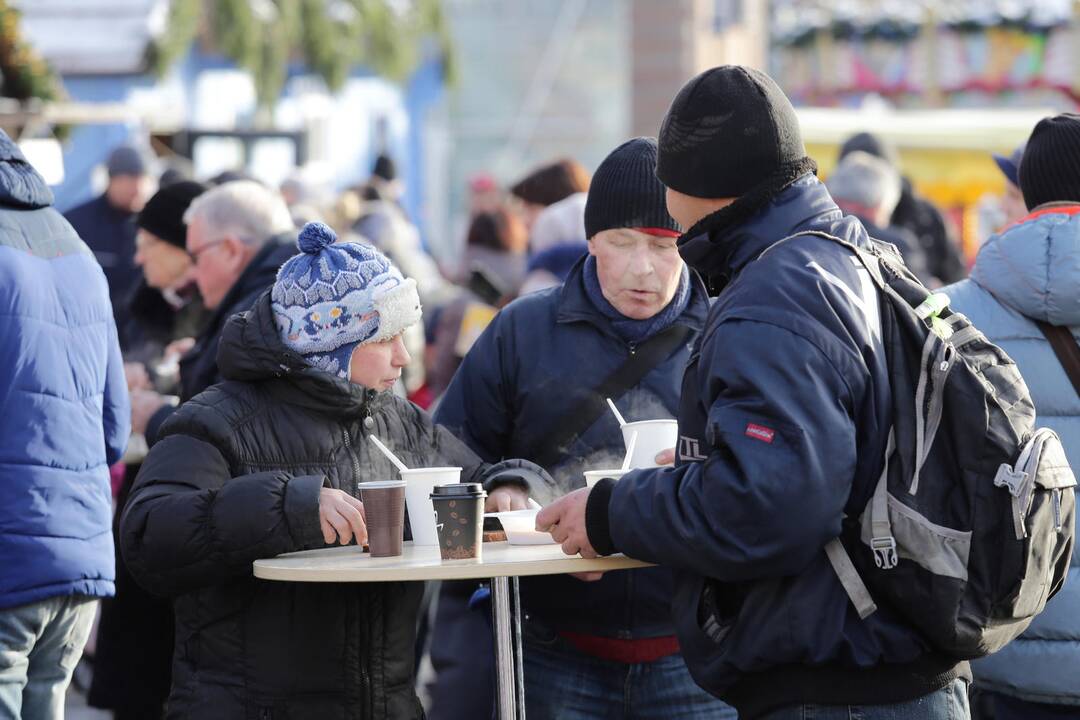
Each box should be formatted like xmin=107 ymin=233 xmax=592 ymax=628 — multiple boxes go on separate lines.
xmin=186 ymin=238 xmax=228 ymax=263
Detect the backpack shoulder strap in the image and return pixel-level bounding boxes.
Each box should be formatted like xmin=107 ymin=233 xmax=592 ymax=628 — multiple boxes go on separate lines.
xmin=1035 ymin=321 xmax=1080 ymax=398
xmin=526 ymin=322 xmax=693 ymax=470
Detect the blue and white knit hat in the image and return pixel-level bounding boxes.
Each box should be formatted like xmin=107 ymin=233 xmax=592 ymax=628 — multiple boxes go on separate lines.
xmin=271 ymin=222 xmax=421 ymax=380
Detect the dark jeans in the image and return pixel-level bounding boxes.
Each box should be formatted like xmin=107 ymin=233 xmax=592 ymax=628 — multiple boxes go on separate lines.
xmin=758 ymin=679 xmax=970 ymax=720
xmin=522 ymin=620 xmax=737 ymax=720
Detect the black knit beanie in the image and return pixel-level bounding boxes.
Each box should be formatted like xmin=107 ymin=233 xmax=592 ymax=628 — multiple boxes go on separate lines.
xmin=136 ymin=180 xmax=208 ymax=248
xmin=585 ymin=137 xmax=678 ymax=239
xmin=657 ymin=65 xmax=810 ymax=199
xmin=1018 ymin=113 xmax=1080 ymax=211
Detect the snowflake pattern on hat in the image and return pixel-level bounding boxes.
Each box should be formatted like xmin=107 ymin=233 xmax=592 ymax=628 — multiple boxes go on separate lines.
xmin=271 ymin=222 xmax=421 ymax=379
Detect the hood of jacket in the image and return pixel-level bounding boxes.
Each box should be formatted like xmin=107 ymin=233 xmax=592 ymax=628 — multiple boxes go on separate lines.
xmin=677 ymin=171 xmax=875 ymax=290
xmin=970 ymin=205 xmax=1080 ymax=327
xmin=218 ymin=290 xmax=385 ymax=421
xmin=0 ymin=132 xmax=53 ymax=210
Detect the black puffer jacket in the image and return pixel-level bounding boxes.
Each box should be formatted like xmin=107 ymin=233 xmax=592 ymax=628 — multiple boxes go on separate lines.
xmin=121 ymin=291 xmax=486 ymax=720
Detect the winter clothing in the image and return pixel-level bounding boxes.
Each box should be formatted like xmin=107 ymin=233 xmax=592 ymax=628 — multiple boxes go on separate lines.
xmin=272 ymin=222 xmax=421 ymax=380
xmin=586 ymin=175 xmax=968 ymax=718
xmin=143 ymin=237 xmax=296 ymax=445
xmin=121 ymin=291 xmax=487 ymax=720
xmin=1019 ymin=114 xmax=1080 ymax=211
xmin=0 ymin=131 xmax=129 ymax=610
xmin=64 ymin=193 xmax=141 ymax=348
xmin=106 ymin=145 xmax=147 ymax=177
xmin=584 ymin=137 xmax=678 ymax=239
xmin=582 ymin=256 xmax=691 ymax=344
xmin=942 ymin=205 xmax=1080 ymax=708
xmin=137 ymin=180 xmax=207 ymax=248
xmin=436 ymin=254 xmax=708 ymax=637
xmin=656 ymin=65 xmax=810 ymax=200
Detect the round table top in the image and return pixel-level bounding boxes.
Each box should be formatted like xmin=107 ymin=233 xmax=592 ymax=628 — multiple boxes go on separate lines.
xmin=253 ymin=541 xmax=651 ymax=583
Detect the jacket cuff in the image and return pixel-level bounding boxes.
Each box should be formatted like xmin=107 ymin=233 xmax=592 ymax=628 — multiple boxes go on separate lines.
xmin=284 ymin=474 xmax=329 ymax=549
xmin=145 ymin=404 xmax=176 ymax=447
xmin=585 ymin=478 xmax=618 ymax=556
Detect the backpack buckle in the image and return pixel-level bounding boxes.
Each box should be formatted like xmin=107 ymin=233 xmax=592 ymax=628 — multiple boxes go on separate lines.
xmin=993 ymin=463 xmax=1028 ymax=498
xmin=871 ymin=536 xmax=898 ymax=569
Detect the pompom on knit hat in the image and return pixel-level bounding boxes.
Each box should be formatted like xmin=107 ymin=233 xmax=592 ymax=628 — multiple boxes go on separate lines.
xmin=1018 ymin=113 xmax=1080 ymax=211
xmin=585 ymin=137 xmax=679 ymax=239
xmin=271 ymin=222 xmax=421 ymax=380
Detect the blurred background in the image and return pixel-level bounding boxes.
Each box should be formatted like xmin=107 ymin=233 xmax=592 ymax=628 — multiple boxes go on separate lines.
xmin=5 ymin=0 xmax=1076 ymax=268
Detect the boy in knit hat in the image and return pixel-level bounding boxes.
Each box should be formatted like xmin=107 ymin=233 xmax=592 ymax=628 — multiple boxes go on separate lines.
xmin=540 ymin=65 xmax=971 ymax=719
xmin=120 ymin=222 xmax=550 ymax=720
xmin=432 ymin=138 xmax=732 ymax=719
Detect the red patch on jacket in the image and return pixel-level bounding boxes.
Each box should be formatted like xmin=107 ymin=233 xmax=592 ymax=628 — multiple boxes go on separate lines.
xmin=745 ymin=423 xmax=775 ymax=444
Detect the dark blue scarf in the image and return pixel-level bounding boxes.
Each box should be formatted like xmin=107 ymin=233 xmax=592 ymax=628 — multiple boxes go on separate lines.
xmin=582 ymin=255 xmax=690 ymax=344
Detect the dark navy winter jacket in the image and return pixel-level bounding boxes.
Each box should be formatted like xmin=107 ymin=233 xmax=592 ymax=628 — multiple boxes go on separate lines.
xmin=587 ymin=176 xmax=966 ymax=715
xmin=0 ymin=133 xmax=129 ymax=609
xmin=436 ymin=257 xmax=708 ymax=638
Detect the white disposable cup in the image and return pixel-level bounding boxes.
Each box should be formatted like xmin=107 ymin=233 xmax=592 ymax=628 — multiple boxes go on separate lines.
xmin=401 ymin=467 xmax=461 ymax=545
xmin=620 ymin=419 xmax=678 ymax=468
xmin=584 ymin=469 xmax=629 ymax=489
xmin=488 ymin=509 xmax=556 ymax=545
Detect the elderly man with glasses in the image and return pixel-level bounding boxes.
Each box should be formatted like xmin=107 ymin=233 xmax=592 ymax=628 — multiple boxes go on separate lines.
xmin=132 ymin=180 xmax=296 ymax=445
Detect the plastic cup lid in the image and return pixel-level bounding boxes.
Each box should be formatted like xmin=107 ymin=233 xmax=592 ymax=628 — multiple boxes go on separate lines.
xmin=430 ymin=482 xmax=486 ymax=497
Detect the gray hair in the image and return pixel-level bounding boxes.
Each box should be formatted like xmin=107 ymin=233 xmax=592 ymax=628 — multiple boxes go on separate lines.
xmin=183 ymin=180 xmax=294 ymax=247
xmin=826 ymin=150 xmax=902 ymax=220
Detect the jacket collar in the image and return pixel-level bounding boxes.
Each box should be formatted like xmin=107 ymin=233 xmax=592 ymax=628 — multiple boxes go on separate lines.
xmin=677 ymin=173 xmax=866 ymax=289
xmin=555 ymin=254 xmax=709 ymax=337
xmin=218 ymin=291 xmax=387 ymax=420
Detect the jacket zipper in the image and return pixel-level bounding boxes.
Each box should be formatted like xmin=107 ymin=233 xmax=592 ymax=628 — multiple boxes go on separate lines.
xmin=342 ymin=429 xmax=361 ymax=497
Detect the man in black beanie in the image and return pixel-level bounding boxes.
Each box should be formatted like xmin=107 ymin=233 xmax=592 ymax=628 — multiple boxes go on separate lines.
xmin=540 ymin=66 xmax=971 ymax=719
xmin=434 ymin=137 xmax=732 ymax=719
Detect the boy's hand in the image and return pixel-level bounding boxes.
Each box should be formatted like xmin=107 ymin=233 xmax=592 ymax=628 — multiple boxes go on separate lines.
xmin=319 ymin=488 xmax=367 ymax=546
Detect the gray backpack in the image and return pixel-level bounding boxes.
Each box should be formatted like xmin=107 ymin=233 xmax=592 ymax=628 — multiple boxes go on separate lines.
xmin=800 ymin=231 xmax=1077 ymax=659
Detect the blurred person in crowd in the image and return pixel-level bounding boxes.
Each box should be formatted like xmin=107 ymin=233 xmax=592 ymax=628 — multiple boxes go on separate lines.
xmin=65 ymin=144 xmax=152 ymax=349
xmin=509 ymin=158 xmax=590 ymax=231
xmin=427 ymin=208 xmax=528 ymax=398
xmin=432 ymin=138 xmax=730 ymax=719
xmin=519 ymin=191 xmax=588 ymax=295
xmin=992 ymin=142 xmax=1029 ymax=227
xmin=86 ymin=180 xmax=209 ymax=720
xmin=129 ymin=181 xmax=295 ymax=447
xmin=839 ymin=132 xmax=967 ymax=284
xmin=280 ymin=172 xmax=327 ymax=228
xmin=540 ymin=66 xmax=972 ymax=720
xmin=0 ymin=129 xmax=130 ymax=719
xmin=944 ymin=114 xmax=1080 ymax=720
xmin=120 ymin=222 xmax=548 ymax=720
xmin=826 ymin=150 xmax=934 ymax=284
xmin=468 ymin=172 xmax=503 ymax=215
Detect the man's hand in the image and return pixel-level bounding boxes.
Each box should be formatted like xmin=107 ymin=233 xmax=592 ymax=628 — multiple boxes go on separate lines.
xmin=124 ymin=362 xmax=151 ymax=392
xmin=130 ymin=389 xmax=168 ymax=436
xmin=655 ymin=448 xmax=676 ymax=465
xmin=319 ymin=488 xmax=367 ymax=546
xmin=485 ymin=484 xmax=530 ymax=512
xmin=535 ymin=487 xmax=597 ymax=559
xmin=163 ymin=336 xmax=196 ymax=360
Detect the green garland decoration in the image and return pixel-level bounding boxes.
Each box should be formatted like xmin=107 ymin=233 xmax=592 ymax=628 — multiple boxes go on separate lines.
xmin=0 ymin=0 xmax=64 ymax=103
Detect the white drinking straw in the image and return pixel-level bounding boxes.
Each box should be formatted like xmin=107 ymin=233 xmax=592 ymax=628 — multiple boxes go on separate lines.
xmin=606 ymin=398 xmax=627 ymax=427
xmin=621 ymin=431 xmax=638 ymax=471
xmin=368 ymin=435 xmax=409 ymax=474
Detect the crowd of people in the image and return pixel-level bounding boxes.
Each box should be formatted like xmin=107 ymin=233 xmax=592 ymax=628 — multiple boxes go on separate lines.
xmin=0 ymin=63 xmax=1077 ymax=720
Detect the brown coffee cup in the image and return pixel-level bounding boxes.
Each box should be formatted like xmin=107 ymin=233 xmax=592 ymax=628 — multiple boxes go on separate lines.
xmin=430 ymin=483 xmax=486 ymax=560
xmin=358 ymin=480 xmax=406 ymax=557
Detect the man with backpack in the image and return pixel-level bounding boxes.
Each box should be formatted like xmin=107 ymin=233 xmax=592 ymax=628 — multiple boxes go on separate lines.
xmin=943 ymin=114 xmax=1080 ymax=720
xmin=539 ymin=65 xmax=1074 ymax=719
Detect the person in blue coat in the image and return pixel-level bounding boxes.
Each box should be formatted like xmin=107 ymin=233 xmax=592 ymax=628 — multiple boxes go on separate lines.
xmin=64 ymin=145 xmax=150 ymax=350
xmin=539 ymin=66 xmax=972 ymax=720
xmin=943 ymin=114 xmax=1080 ymax=720
xmin=0 ymin=130 xmax=130 ymax=718
xmin=433 ymin=138 xmax=733 ymax=719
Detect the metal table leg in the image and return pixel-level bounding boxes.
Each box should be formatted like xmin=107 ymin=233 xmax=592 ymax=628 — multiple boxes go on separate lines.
xmin=491 ymin=576 xmax=526 ymax=720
